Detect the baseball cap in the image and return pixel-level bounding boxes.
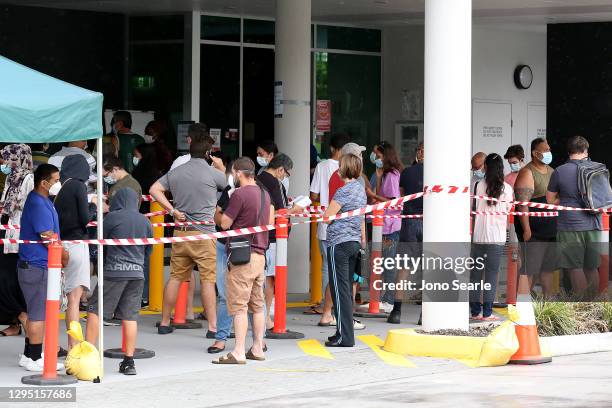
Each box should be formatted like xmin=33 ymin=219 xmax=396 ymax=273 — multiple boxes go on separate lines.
xmin=341 ymin=142 xmax=366 ymax=158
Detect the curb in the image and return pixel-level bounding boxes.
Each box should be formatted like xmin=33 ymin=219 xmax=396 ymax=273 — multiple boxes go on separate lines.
xmin=540 ymin=332 xmax=612 ymax=357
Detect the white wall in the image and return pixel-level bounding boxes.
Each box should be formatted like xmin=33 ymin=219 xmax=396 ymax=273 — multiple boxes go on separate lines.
xmin=382 ymin=24 xmax=547 ymax=158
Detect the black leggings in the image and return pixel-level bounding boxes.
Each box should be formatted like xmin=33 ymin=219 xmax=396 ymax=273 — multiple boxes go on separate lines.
xmin=327 ymin=241 xmax=360 ymax=346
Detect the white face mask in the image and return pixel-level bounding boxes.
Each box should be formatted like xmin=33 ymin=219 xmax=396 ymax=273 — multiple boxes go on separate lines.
xmin=256 ymin=156 xmax=269 ymax=167
xmin=143 ymin=134 xmax=155 ymax=144
xmin=48 ymin=181 xmax=62 ymax=196
xmin=227 ymin=174 xmax=235 ymax=190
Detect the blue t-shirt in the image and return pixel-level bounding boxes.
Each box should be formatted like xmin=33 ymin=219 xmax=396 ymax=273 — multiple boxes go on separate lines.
xmin=547 ymin=160 xmax=602 ymax=232
xmin=327 ymin=180 xmax=366 ymax=246
xmin=18 ymin=191 xmax=60 ymax=268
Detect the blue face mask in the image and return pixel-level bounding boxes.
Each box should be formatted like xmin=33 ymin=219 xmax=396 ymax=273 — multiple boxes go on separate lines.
xmin=541 ymin=151 xmax=553 ymax=165
xmin=104 ymin=175 xmax=117 ymax=185
xmin=0 ymin=164 xmax=11 ymax=175
xmin=369 ymin=152 xmax=377 ymax=164
xmin=473 ymin=169 xmax=485 ymax=180
xmin=509 ymin=162 xmax=521 ymax=173
xmin=374 ymin=158 xmax=384 ymax=169
xmin=133 ymin=157 xmax=140 ymax=167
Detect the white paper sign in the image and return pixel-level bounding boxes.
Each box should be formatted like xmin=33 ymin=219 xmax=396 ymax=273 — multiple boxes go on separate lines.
xmin=472 ymin=101 xmax=512 ymax=173
xmin=274 ymin=81 xmax=283 ymax=118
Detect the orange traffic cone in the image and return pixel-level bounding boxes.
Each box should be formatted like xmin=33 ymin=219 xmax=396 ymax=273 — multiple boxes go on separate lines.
xmin=508 ymin=274 xmax=552 ymax=364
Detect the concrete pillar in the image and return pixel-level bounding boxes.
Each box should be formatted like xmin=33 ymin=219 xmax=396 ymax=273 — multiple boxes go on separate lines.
xmin=422 ymin=0 xmax=472 ymax=331
xmin=184 ymin=11 xmax=201 ymax=122
xmin=274 ymin=0 xmax=311 ymax=294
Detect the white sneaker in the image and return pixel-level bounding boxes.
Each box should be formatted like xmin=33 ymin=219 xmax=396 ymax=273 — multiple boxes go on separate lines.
xmin=353 ymin=319 xmax=366 ymax=330
xmin=18 ymin=354 xmax=29 ymax=367
xmin=23 ymin=357 xmax=64 ymax=372
xmin=380 ymin=302 xmax=394 ymax=313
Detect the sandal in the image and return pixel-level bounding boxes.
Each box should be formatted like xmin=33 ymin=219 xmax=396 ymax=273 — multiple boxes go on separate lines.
xmin=246 ymin=348 xmax=265 ymax=361
xmin=303 ymin=307 xmax=323 ymax=315
xmin=0 ymin=324 xmax=21 ymax=337
xmin=317 ymin=318 xmax=337 ymax=327
xmin=212 ymin=353 xmax=246 ymax=365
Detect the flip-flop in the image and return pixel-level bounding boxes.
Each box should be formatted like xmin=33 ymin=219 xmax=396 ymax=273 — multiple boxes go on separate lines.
xmin=212 ymin=353 xmax=246 ymax=365
xmin=481 ymin=315 xmax=501 ymax=321
xmin=303 ymin=307 xmax=323 ymax=315
xmin=317 ymin=319 xmax=337 ymax=327
xmin=246 ymin=348 xmax=265 ymax=361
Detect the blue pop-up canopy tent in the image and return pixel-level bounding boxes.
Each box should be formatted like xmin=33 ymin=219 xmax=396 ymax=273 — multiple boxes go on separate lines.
xmin=0 ymin=55 xmax=107 ymax=379
xmin=0 ymin=55 xmax=103 ymax=142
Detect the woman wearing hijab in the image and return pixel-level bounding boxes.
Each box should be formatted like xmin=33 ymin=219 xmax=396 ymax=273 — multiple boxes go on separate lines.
xmin=0 ymin=144 xmax=34 ymax=336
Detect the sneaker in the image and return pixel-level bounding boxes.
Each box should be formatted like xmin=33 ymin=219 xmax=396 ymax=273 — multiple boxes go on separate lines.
xmin=353 ymin=319 xmax=366 ymax=330
xmin=23 ymin=358 xmax=64 ymax=372
xmin=119 ymin=359 xmax=137 ymax=375
xmin=387 ymin=310 xmax=401 ymax=324
xmin=18 ymin=354 xmax=29 ymax=367
xmin=57 ymin=347 xmax=68 ymax=358
xmin=103 ymin=319 xmax=121 ymax=326
xmin=380 ymin=302 xmax=394 ymax=313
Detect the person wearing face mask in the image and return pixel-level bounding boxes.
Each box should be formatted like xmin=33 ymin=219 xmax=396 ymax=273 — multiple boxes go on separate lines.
xmin=0 ymin=144 xmax=34 ymax=338
xmin=256 ymin=140 xmax=286 ymax=191
xmin=256 ymin=153 xmax=303 ymax=331
xmin=111 ymin=111 xmax=145 ymax=174
xmin=17 ymin=164 xmax=67 ymax=372
xmin=213 ymin=157 xmax=272 ymax=364
xmin=514 ymin=137 xmax=557 ymax=296
xmin=53 ymin=155 xmax=98 ymax=350
xmin=103 ymin=156 xmax=142 ymax=206
xmin=362 ymin=141 xmax=403 ymax=314
xmin=470 ymin=152 xmax=487 ymax=192
xmin=503 ymin=144 xmax=525 ymax=188
xmin=144 ymin=120 xmax=174 ymax=173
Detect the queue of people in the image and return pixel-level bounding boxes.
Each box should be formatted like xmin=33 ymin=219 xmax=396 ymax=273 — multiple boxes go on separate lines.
xmin=0 ymin=108 xmax=608 ymax=375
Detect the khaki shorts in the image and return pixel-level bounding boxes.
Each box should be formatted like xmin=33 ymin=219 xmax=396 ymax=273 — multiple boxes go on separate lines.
xmin=226 ymin=252 xmax=265 ymax=315
xmin=170 ymin=230 xmax=217 ymax=283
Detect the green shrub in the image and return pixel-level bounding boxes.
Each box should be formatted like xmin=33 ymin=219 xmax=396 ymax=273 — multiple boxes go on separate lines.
xmin=533 ymin=299 xmax=578 ymax=336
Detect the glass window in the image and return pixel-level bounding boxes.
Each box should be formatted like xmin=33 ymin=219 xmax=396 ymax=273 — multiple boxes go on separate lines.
xmin=129 ymin=43 xmax=184 ymax=150
xmin=201 ymin=15 xmax=240 ymax=42
xmin=315 ymin=51 xmax=381 ymax=176
xmin=200 ymin=44 xmax=241 ymax=160
xmin=316 ymin=25 xmax=381 ymax=53
xmin=242 ymin=47 xmax=275 ymax=160
xmin=243 ymin=19 xmax=275 ymax=45
xmin=129 ymin=15 xmax=184 ymax=41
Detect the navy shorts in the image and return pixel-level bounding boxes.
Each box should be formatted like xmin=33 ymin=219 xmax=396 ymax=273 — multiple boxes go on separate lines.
xmin=17 ymin=262 xmax=48 ymax=322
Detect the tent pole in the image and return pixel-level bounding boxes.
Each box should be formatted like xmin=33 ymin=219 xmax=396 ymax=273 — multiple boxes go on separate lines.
xmin=96 ymin=137 xmax=104 ymax=378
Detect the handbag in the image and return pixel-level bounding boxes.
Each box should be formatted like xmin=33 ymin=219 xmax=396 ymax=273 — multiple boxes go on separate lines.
xmin=228 ymin=186 xmax=266 ymax=265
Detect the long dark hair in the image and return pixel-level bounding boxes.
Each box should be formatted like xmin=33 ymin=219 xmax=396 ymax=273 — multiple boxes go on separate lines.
xmin=377 ymin=141 xmax=404 ymax=175
xmin=484 ymin=153 xmax=505 ymax=206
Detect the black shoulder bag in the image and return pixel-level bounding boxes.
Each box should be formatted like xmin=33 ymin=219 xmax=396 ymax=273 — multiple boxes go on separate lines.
xmin=228 ymin=186 xmax=266 ymax=265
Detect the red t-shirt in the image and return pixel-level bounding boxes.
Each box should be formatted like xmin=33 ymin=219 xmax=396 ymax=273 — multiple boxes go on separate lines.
xmin=328 ymin=170 xmax=345 ymax=202
xmin=224 ymin=185 xmax=271 ymax=254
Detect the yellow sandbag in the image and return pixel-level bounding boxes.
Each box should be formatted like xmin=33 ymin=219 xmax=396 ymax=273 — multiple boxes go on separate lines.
xmin=477 ymin=305 xmax=520 ymax=367
xmin=65 ymin=321 xmax=101 ymax=382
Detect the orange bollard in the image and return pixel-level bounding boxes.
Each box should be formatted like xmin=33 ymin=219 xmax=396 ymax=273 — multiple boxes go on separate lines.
xmin=355 ymin=208 xmax=388 ymax=318
xmin=599 ymin=213 xmax=610 ymax=295
xmin=172 ymin=281 xmax=201 ymax=329
xmin=509 ymin=274 xmax=552 ymax=365
xmin=22 ymin=236 xmax=76 ymax=385
xmin=268 ymin=209 xmax=304 ymax=339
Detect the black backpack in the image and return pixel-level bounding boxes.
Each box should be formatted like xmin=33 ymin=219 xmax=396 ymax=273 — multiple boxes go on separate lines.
xmin=574 ymin=160 xmax=612 ymax=210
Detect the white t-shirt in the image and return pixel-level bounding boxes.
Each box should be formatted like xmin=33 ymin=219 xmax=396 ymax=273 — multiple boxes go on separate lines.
xmin=472 ymin=181 xmax=513 ymax=244
xmin=170 ymin=153 xmax=191 ymax=171
xmin=310 ymin=158 xmax=339 ymax=240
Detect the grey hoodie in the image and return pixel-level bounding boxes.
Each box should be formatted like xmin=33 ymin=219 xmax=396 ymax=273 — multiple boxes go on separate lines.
xmin=103 ymin=188 xmax=153 ymax=280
